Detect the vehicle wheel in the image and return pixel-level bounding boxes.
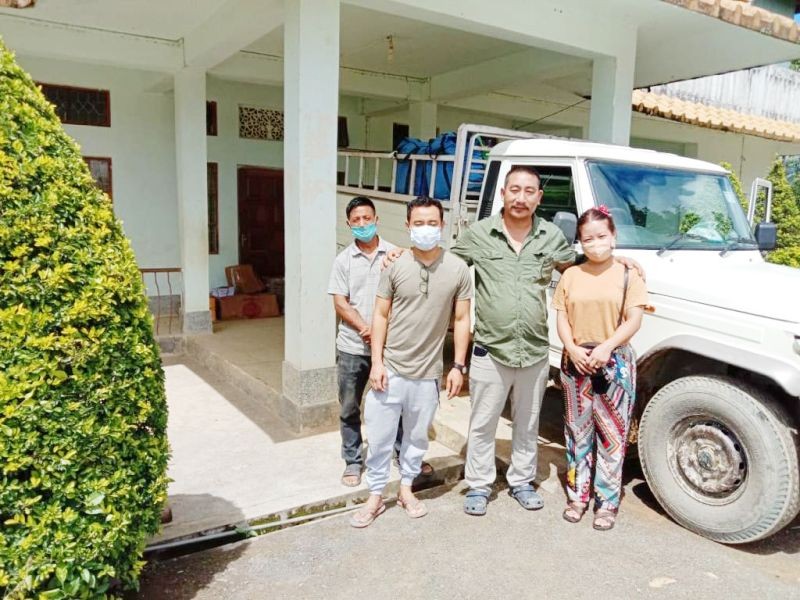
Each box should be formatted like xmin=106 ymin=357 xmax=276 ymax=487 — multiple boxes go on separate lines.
xmin=639 ymin=375 xmax=800 ymax=544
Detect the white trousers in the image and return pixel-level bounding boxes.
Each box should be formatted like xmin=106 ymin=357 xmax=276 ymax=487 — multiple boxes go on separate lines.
xmin=465 ymin=352 xmax=549 ymax=493
xmin=364 ymin=369 xmax=439 ymax=495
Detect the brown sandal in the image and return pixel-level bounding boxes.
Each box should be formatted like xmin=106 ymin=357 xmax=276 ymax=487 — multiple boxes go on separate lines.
xmin=562 ymin=502 xmax=588 ymax=523
xmin=593 ymin=508 xmax=617 ymax=531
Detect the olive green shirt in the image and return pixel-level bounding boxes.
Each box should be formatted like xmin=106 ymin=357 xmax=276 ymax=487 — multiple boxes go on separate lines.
xmin=451 ymin=213 xmax=576 ymax=368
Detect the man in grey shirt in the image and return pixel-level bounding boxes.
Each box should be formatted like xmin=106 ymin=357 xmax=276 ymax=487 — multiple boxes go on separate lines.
xmin=328 ymin=197 xmax=401 ymax=487
xmin=350 ymin=197 xmax=472 ymax=528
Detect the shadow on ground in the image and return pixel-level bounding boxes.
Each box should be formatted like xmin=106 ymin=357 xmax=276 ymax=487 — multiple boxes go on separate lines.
xmin=132 ymin=494 xmax=249 ymax=600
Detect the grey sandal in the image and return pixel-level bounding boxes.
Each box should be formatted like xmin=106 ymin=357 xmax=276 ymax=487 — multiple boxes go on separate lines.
xmin=341 ymin=464 xmax=362 ymax=487
xmin=508 ymin=484 xmax=544 ymax=510
xmin=463 ymin=489 xmax=490 ymax=516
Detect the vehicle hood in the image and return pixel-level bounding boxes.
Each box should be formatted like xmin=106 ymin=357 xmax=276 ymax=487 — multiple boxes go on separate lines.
xmin=643 ymin=256 xmax=800 ymax=324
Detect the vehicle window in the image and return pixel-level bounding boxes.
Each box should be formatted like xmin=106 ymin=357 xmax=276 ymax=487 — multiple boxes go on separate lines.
xmin=586 ymin=161 xmax=756 ymax=250
xmin=535 ymin=165 xmax=578 ymax=223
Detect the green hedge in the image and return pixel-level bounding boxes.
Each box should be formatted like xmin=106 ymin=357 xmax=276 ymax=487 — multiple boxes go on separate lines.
xmin=0 ymin=40 xmax=169 ymax=598
xmin=723 ymin=159 xmax=800 ymax=269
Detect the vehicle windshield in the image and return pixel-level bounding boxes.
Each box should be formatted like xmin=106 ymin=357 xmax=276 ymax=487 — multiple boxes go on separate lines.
xmin=586 ymin=161 xmax=756 ymax=250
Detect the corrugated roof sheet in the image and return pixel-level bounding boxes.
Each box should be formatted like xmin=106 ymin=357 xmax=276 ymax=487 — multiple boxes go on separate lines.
xmin=662 ymin=0 xmax=800 ymax=43
xmin=632 ymin=89 xmax=800 ymax=142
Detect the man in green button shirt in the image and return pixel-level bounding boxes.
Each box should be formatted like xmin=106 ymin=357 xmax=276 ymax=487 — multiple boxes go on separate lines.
xmin=453 ymin=165 xmax=576 ymax=516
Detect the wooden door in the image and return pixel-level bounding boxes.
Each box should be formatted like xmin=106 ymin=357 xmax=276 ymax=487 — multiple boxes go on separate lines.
xmin=237 ymin=167 xmax=284 ymax=278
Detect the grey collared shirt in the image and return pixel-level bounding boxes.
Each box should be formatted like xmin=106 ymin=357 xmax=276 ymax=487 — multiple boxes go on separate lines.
xmin=328 ymin=237 xmax=396 ymax=356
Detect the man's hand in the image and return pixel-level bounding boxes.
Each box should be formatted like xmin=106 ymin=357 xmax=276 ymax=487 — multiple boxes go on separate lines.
xmin=566 ymin=344 xmax=594 ymax=375
xmin=445 ymin=368 xmax=463 ymax=399
xmin=381 ymin=247 xmax=406 ymax=270
xmin=369 ymin=361 xmax=388 ymax=392
xmin=587 ymin=342 xmax=613 ymax=371
xmin=358 ymin=325 xmax=371 ymax=345
xmin=615 ymin=255 xmax=645 ymax=281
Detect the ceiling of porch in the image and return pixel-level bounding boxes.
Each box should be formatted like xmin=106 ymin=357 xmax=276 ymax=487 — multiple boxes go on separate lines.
xmin=2 ymin=0 xmax=800 ymax=100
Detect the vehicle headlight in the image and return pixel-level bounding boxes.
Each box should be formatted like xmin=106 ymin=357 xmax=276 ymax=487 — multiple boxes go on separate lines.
xmin=795 ymin=336 xmax=800 ymax=356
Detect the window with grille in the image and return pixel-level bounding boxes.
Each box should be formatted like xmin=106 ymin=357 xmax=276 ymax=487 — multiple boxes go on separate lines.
xmin=208 ymin=162 xmax=219 ymax=254
xmin=83 ymin=157 xmax=113 ymax=200
xmin=239 ymin=106 xmax=283 ymax=140
xmin=40 ymin=83 xmax=110 ymax=127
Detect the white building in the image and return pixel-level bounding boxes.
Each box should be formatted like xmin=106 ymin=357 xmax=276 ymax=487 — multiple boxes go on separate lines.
xmin=2 ymin=0 xmax=800 ymax=425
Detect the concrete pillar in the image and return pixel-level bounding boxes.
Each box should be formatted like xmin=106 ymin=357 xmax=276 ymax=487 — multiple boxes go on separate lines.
xmin=282 ymin=0 xmax=340 ymax=428
xmin=409 ymin=101 xmax=438 ymax=140
xmin=588 ymin=43 xmax=636 ymax=145
xmin=174 ymin=67 xmax=211 ymax=334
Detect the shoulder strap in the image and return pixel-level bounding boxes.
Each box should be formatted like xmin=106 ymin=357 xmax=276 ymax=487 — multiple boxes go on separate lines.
xmin=617 ymin=267 xmax=629 ymax=328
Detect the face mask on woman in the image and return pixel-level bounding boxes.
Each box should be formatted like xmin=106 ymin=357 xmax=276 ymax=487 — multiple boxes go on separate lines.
xmin=350 ymin=222 xmax=377 ymax=243
xmin=409 ymin=225 xmax=441 ymax=251
xmin=581 ymin=237 xmax=614 ymax=262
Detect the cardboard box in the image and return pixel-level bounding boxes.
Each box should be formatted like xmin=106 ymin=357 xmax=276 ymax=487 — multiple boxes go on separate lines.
xmin=218 ymin=293 xmax=280 ymax=320
xmin=209 ymin=296 xmax=218 ymax=322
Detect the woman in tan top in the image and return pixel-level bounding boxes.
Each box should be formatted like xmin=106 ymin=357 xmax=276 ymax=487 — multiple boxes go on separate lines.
xmin=552 ymin=206 xmax=647 ymax=531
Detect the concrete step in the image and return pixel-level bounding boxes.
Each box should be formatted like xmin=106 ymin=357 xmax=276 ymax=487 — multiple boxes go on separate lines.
xmin=183 ymin=334 xmax=283 ymax=415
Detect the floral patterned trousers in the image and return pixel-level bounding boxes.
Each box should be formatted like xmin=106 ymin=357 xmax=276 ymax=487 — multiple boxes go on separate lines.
xmin=559 ymin=345 xmax=636 ymax=511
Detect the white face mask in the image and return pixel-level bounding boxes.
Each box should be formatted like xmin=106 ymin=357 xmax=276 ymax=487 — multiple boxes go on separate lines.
xmin=409 ymin=225 xmax=441 ymax=251
xmin=581 ymin=237 xmax=614 ymax=262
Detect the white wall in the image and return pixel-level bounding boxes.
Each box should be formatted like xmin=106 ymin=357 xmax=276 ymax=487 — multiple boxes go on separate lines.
xmin=206 ymin=77 xmax=366 ymax=287
xmin=17 ymin=56 xmax=180 ymax=272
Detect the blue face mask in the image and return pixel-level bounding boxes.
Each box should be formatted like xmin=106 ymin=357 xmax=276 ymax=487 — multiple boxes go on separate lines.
xmin=351 ymin=222 xmax=377 ymax=243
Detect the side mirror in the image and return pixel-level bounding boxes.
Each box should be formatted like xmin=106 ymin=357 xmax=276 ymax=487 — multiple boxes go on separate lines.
xmin=553 ymin=211 xmax=577 ymax=244
xmin=754 ymin=222 xmax=777 ymax=251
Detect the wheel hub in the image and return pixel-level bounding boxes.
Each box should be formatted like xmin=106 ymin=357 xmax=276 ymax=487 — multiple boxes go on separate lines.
xmin=675 ymin=423 xmax=746 ymax=495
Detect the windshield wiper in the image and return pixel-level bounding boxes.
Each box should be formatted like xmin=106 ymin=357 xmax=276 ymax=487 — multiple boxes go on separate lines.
xmin=719 ymin=235 xmax=758 ymax=257
xmin=656 ymin=233 xmax=711 ymax=256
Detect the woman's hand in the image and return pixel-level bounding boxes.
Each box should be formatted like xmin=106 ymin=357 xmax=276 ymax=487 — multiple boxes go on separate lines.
xmin=587 ymin=343 xmax=613 ymax=371
xmin=567 ymin=344 xmax=594 ymax=375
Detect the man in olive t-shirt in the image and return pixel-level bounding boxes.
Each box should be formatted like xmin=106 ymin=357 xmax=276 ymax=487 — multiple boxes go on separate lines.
xmin=350 ymin=197 xmax=472 ymax=528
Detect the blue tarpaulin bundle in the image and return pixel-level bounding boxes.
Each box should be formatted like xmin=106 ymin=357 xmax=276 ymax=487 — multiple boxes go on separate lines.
xmin=394 ymin=132 xmax=487 ymax=200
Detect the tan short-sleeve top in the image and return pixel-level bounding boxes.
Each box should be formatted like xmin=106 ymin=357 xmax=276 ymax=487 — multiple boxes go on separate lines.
xmin=377 ymin=250 xmax=473 ymax=380
xmin=552 ymin=261 xmax=648 ymax=346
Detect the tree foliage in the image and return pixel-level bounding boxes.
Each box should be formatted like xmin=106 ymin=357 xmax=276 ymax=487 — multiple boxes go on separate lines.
xmin=0 ymin=39 xmax=169 ymax=598
xmin=764 ymin=158 xmax=800 ymax=252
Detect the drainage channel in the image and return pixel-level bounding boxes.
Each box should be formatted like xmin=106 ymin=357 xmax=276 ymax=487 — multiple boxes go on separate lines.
xmin=144 ymin=503 xmax=362 ymax=562
xmin=144 ymin=474 xmax=463 ymax=562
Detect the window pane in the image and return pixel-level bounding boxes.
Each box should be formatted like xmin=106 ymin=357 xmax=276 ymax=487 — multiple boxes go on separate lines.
xmin=587 ymin=161 xmax=756 ymax=250
xmin=83 ymin=157 xmax=112 ymax=200
xmin=41 ymin=84 xmax=110 ymax=127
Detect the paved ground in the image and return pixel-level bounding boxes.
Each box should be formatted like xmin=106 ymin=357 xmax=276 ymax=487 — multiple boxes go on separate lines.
xmin=138 ymin=465 xmax=800 ymax=600
xmin=155 ymin=358 xmax=459 ymax=542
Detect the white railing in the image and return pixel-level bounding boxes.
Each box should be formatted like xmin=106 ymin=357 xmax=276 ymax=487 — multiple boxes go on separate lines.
xmin=338 ymin=149 xmax=455 ymax=199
